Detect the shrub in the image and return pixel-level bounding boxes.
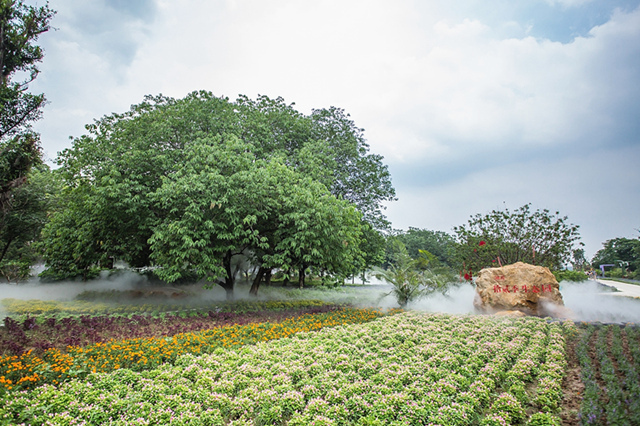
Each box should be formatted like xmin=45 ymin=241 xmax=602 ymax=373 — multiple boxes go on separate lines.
xmin=489 ymin=393 xmax=526 ymax=423
xmin=526 ymin=412 xmax=562 ymax=426
xmin=552 ymin=270 xmax=588 ymax=282
xmin=606 ymin=268 xmax=622 ymax=278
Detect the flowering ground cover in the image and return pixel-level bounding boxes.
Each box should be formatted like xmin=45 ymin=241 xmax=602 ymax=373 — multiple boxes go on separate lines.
xmin=0 ymin=307 xmax=389 ymax=395
xmin=0 ymin=300 xmax=334 ymax=357
xmin=574 ymin=323 xmax=640 ymax=425
xmin=1 ymin=312 xmax=574 ymax=425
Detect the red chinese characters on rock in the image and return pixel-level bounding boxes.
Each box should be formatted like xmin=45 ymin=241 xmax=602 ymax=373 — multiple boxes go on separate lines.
xmin=474 ymin=262 xmax=566 ymax=317
xmin=493 ymin=284 xmax=553 ymax=293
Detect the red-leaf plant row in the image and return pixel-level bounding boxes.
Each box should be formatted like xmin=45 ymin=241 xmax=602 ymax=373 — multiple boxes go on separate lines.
xmin=0 ymin=305 xmax=341 ymax=357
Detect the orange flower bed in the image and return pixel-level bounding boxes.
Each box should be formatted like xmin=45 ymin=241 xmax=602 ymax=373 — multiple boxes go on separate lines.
xmin=0 ymin=307 xmax=393 ymax=393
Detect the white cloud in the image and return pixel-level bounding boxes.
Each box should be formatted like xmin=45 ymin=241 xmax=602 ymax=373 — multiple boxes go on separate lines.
xmin=36 ymin=1 xmax=640 ymax=162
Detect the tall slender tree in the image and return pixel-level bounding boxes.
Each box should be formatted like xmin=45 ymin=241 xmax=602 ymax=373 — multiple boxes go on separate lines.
xmin=0 ymin=0 xmax=55 ymax=274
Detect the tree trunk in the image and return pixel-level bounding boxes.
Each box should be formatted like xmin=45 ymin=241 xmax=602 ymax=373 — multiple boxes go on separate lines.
xmin=232 ymin=262 xmax=241 ymax=283
xmin=0 ymin=236 xmax=13 ymax=264
xmin=283 ymin=269 xmax=290 ymax=287
xmin=223 ymin=285 xmax=234 ymax=301
xmin=220 ymin=251 xmax=235 ymax=300
xmin=298 ymin=264 xmax=307 ymax=289
xmin=249 ymin=266 xmax=266 ymax=296
xmin=264 ymin=269 xmax=272 ymax=286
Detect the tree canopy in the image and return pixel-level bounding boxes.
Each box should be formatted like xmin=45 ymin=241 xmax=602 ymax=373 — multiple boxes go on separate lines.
xmin=40 ymin=91 xmax=393 ymax=295
xmin=591 ymin=237 xmax=640 ymax=274
xmin=394 ymin=227 xmax=457 ymax=267
xmin=453 ymin=203 xmax=582 ymax=275
xmin=0 ymin=0 xmax=55 ymax=140
xmin=0 ymin=0 xmax=55 ymax=278
xmin=147 ymin=135 xmax=362 ymax=296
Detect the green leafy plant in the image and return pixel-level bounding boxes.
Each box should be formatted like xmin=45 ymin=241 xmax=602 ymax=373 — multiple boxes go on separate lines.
xmin=526 ymin=412 xmax=562 ymax=426
xmin=372 ymin=253 xmax=450 ymax=307
xmin=0 ymin=259 xmax=30 ymax=282
xmin=489 ymin=393 xmax=526 ymax=423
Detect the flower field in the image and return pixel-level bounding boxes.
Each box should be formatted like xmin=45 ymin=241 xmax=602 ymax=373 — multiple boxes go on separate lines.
xmin=0 ymin=300 xmax=337 ymax=357
xmin=575 ymin=323 xmax=640 ymax=425
xmin=0 ymin=306 xmax=389 ymax=395
xmin=0 ymin=311 xmax=578 ymax=425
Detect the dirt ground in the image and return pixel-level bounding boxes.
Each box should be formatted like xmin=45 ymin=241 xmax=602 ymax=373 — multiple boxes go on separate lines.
xmin=560 ymin=333 xmax=584 ymax=425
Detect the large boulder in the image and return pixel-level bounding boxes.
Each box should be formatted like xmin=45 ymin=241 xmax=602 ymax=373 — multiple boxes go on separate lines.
xmin=473 ymin=262 xmax=569 ymax=317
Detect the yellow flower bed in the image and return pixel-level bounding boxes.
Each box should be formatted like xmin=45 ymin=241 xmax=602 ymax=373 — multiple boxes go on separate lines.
xmin=0 ymin=307 xmax=395 ymax=393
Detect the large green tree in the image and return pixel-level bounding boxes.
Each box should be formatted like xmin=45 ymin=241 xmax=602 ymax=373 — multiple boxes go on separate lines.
xmin=0 ymin=0 xmax=54 ymax=278
xmin=146 ymin=136 xmax=362 ymax=297
xmin=41 ymin=92 xmax=388 ymax=294
xmin=453 ymin=204 xmax=582 ymax=275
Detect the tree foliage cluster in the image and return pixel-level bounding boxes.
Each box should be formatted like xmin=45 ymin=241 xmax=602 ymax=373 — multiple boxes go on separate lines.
xmin=591 ymin=236 xmax=640 ymax=279
xmin=453 ymin=204 xmax=582 ymax=276
xmin=39 ymin=91 xmax=395 ymax=296
xmin=0 ymin=0 xmax=55 ymax=280
xmin=385 ymin=227 xmax=457 ymax=268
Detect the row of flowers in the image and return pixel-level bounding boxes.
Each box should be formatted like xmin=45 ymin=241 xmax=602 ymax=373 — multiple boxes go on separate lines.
xmin=1 ymin=297 xmax=330 ymax=318
xmin=1 ymin=302 xmax=338 ymax=357
xmin=577 ymin=324 xmax=640 ymax=425
xmin=476 ymin=320 xmax=571 ymax=426
xmin=2 ymin=312 xmax=572 ymax=425
xmin=0 ymin=307 xmax=392 ymax=395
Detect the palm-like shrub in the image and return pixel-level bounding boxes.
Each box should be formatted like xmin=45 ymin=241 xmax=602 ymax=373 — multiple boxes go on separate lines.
xmin=372 ymin=254 xmax=450 ymax=307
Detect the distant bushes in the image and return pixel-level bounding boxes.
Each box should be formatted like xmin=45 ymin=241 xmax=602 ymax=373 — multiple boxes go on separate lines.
xmin=552 ymin=270 xmax=588 ymax=282
xmin=605 ymin=267 xmax=639 ymax=280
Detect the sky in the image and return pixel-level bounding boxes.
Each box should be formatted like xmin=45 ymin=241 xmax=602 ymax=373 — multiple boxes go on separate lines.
xmin=27 ymin=0 xmax=640 ymax=260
